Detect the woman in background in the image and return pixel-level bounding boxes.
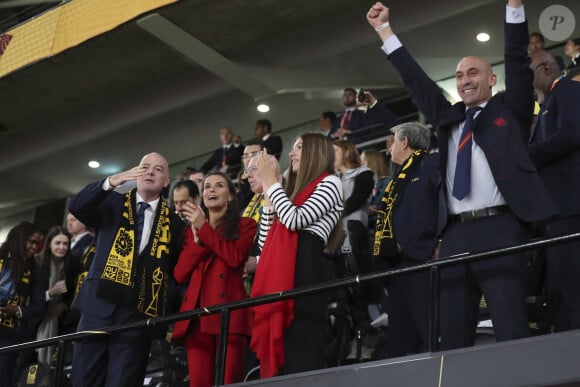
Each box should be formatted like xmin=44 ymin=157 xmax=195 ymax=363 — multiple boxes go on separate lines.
xmin=0 ymin=222 xmax=47 ymax=387
xmin=35 ymin=226 xmax=72 ymax=365
xmin=172 ymin=172 xmax=256 ymax=387
xmin=251 ymin=133 xmax=343 ymax=378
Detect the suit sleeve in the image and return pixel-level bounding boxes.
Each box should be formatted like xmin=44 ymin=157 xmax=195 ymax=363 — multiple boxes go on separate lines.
xmin=343 ymin=170 xmax=374 ymax=217
xmin=196 ymin=218 xmax=257 ymax=269
xmin=174 ymin=227 xmax=211 ymax=284
xmin=529 ymin=80 xmax=580 ymax=165
xmin=503 ymin=20 xmax=534 ymax=138
xmin=201 ymin=150 xmax=219 ymax=173
xmin=68 ymin=179 xmax=114 ymax=229
xmin=388 ymin=46 xmax=453 ymax=128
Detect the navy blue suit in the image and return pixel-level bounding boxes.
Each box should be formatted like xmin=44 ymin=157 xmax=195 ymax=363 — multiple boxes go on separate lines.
xmin=201 ymin=144 xmax=243 ymax=179
xmin=530 ymin=76 xmax=580 ymax=332
xmin=385 ymin=152 xmax=444 ymax=357
xmin=329 ymin=109 xmax=364 ymax=138
xmin=387 ymin=20 xmax=557 ymax=349
xmin=68 ymin=179 xmax=184 ymax=387
xmin=70 ymin=233 xmax=93 ymax=259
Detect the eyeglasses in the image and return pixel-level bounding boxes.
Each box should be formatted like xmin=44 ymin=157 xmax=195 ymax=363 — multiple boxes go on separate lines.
xmin=241 ymin=151 xmax=260 ymax=160
xmin=534 ymin=61 xmax=553 ymax=72
xmin=244 ymin=166 xmax=258 ymax=176
xmin=27 ymin=239 xmax=41 ymax=245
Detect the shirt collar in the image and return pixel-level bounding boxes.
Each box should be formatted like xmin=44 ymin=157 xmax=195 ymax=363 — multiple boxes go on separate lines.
xmin=261 ymin=133 xmax=271 ymax=141
xmin=136 ymin=192 xmax=160 ymax=211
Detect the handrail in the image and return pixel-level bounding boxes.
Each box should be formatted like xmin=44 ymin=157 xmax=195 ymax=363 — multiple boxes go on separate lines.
xmin=2 ymin=231 xmax=580 ymax=385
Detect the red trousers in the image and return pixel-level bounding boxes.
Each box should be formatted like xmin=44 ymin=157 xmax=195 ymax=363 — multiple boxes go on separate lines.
xmin=184 ymin=322 xmax=248 ymax=387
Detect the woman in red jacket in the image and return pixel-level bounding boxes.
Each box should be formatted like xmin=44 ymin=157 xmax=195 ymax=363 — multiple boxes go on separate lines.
xmin=172 ymin=172 xmax=256 ymax=387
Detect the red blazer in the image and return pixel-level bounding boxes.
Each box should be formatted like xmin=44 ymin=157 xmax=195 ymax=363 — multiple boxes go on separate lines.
xmin=172 ymin=217 xmax=256 ymax=341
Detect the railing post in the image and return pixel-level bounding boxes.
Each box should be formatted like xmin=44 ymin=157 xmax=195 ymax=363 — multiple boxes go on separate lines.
xmin=53 ymin=340 xmax=67 ymax=387
xmin=428 ymin=266 xmax=440 ymax=352
xmin=215 ymin=309 xmax=230 ymax=386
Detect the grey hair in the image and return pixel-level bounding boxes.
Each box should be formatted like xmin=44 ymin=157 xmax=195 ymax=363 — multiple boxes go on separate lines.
xmin=391 ymin=122 xmax=431 ymax=151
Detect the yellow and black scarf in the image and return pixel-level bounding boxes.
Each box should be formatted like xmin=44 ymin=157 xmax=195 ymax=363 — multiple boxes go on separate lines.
xmin=373 ymin=149 xmax=427 ymax=257
xmin=0 ymin=257 xmax=32 ymax=332
xmin=242 ymin=193 xmax=264 ymax=224
xmin=97 ymin=189 xmax=172 ymax=318
xmin=73 ymin=243 xmax=96 ymax=300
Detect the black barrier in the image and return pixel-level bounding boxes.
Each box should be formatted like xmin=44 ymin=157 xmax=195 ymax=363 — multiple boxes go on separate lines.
xmin=2 ymin=232 xmax=580 ymax=386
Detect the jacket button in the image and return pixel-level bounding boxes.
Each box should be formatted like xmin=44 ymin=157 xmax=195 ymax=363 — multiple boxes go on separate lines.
xmin=219 ymin=274 xmax=225 ymax=279
xmin=220 ymin=293 xmax=225 ymax=298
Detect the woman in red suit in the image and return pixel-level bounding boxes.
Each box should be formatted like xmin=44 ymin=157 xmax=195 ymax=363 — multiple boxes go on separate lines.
xmin=172 ymin=171 xmax=257 ymax=387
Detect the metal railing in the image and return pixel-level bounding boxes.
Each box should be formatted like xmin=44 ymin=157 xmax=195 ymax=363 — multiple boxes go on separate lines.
xmin=2 ymin=232 xmax=580 ymax=386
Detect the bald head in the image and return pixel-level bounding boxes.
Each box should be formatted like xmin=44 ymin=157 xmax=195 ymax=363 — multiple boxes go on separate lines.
xmin=528 ymin=49 xmax=560 ymax=104
xmin=455 ymin=56 xmax=497 ymax=107
xmin=137 ymin=152 xmax=170 ymax=200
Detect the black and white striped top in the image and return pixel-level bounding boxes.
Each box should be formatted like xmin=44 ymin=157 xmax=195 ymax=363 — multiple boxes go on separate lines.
xmin=258 ymin=175 xmax=343 ymax=249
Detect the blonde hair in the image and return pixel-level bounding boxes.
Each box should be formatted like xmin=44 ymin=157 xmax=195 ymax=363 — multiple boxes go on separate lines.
xmin=361 ymin=149 xmax=390 ymax=178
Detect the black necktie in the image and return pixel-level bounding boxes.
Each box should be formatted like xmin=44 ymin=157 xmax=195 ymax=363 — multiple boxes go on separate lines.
xmin=452 ymin=107 xmax=481 ymax=200
xmin=136 ymin=202 xmax=149 ymax=253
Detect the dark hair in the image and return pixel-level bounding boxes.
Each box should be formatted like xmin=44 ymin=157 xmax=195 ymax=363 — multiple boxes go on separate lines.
xmin=256 ymin=119 xmax=272 ymax=133
xmin=0 ymin=221 xmax=38 ymax=281
xmin=201 ymin=172 xmax=241 ymax=240
xmin=173 ymin=180 xmax=200 ymax=201
xmin=37 ymin=226 xmax=71 ymax=267
xmin=529 ymin=32 xmax=544 ymax=44
xmin=244 ymin=138 xmax=263 ymax=148
xmin=343 ymin=88 xmax=357 ymax=95
xmin=322 ymin=111 xmax=337 ymax=123
xmin=571 ymin=37 xmax=580 ymax=46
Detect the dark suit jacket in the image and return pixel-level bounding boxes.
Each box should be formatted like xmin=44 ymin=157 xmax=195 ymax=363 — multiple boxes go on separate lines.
xmin=262 ymin=134 xmax=283 ymax=159
xmin=388 ymin=21 xmax=556 ymax=223
xmin=529 ymin=77 xmax=580 ymax=216
xmin=70 ymin=233 xmax=93 ymax=258
xmin=201 ymin=144 xmax=244 ymax=178
xmin=329 ymin=109 xmax=365 ymax=138
xmin=172 ymin=218 xmax=256 ymax=340
xmin=393 ymin=153 xmax=444 ymax=261
xmin=68 ymin=179 xmax=184 ymax=320
xmin=361 ymin=102 xmax=400 ymax=134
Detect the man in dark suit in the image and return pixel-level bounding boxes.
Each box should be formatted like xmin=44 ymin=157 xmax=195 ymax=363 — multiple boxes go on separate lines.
xmin=367 ymin=0 xmax=557 ymax=350
xmin=373 ymin=122 xmax=443 ymax=357
xmin=201 ymin=126 xmax=244 ymax=179
xmin=329 ymin=88 xmax=365 ymax=140
xmin=529 ymin=49 xmax=580 ymax=332
xmin=66 ymin=213 xmax=93 ymax=258
xmin=68 ymin=152 xmax=185 ymax=387
xmin=254 ymin=119 xmax=283 ymax=160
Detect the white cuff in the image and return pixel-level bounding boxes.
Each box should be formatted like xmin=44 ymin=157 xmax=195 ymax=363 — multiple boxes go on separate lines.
xmin=506 ymin=5 xmax=525 ymax=24
xmin=102 ymin=177 xmax=113 ymax=191
xmin=381 ymin=35 xmax=403 ymax=56
xmin=266 ymin=182 xmax=283 ymax=198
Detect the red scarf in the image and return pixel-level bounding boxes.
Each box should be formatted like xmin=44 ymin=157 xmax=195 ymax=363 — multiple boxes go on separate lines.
xmin=250 ymin=172 xmax=329 ymax=378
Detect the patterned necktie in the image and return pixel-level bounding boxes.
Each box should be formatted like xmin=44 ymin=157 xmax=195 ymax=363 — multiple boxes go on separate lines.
xmin=135 ymin=202 xmax=149 ymax=253
xmin=452 ymin=107 xmax=481 ymax=200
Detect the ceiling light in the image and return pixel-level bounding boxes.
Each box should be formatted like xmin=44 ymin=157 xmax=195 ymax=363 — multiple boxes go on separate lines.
xmin=476 ymin=32 xmax=490 ymax=42
xmin=257 ymin=104 xmax=270 ymax=113
xmin=88 ymin=160 xmax=100 ymax=169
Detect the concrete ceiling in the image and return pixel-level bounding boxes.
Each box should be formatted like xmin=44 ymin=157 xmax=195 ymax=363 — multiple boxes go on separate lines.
xmin=0 ymin=0 xmax=578 ymax=218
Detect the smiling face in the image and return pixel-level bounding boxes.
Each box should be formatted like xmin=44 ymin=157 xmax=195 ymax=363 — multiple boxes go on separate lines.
xmin=50 ymin=234 xmax=69 ymax=259
xmin=455 ymin=56 xmax=496 ymax=108
xmin=289 ymin=137 xmax=303 ymax=172
xmin=203 ymin=174 xmax=233 ymax=210
xmin=137 ymin=153 xmax=170 ymax=199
